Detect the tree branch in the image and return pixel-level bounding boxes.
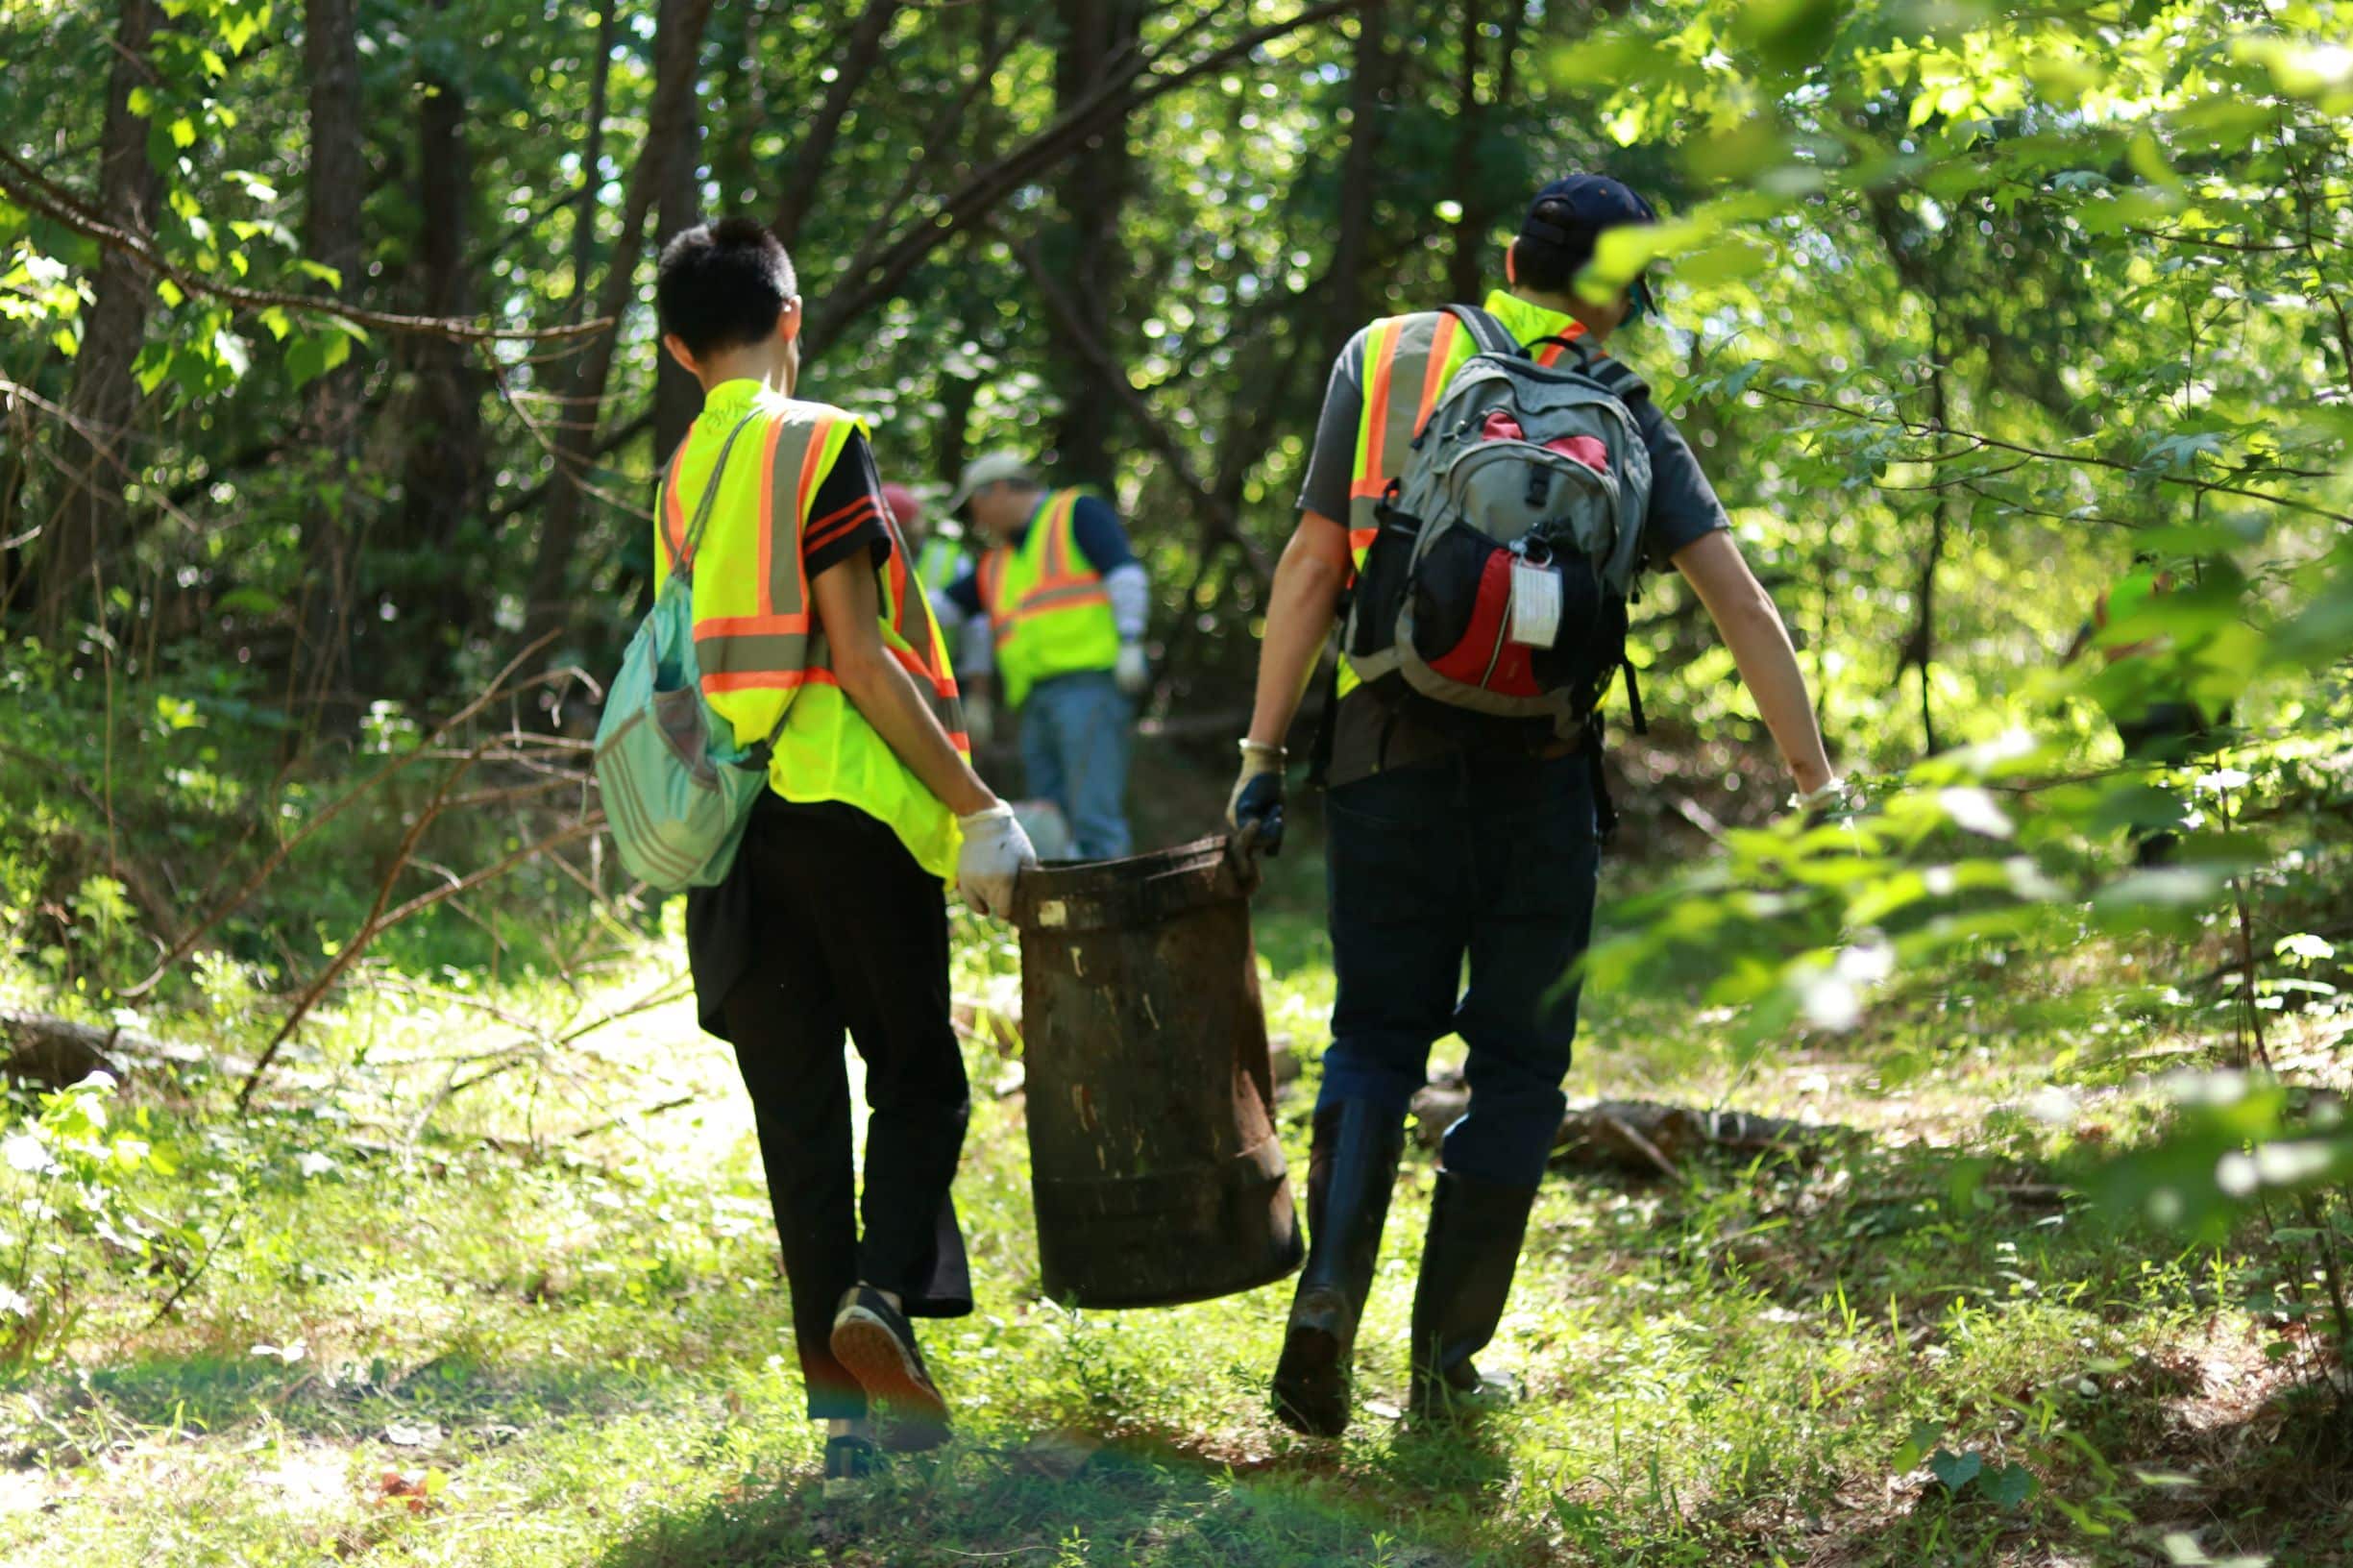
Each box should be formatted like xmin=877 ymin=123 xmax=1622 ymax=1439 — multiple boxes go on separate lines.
xmin=0 ymin=146 xmax=611 ymax=345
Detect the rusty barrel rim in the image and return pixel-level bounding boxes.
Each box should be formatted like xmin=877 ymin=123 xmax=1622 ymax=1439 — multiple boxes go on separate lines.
xmin=1011 ymin=834 xmax=1250 ymax=934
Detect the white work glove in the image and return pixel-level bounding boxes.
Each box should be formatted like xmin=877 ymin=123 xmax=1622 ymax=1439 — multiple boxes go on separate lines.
xmin=955 ymin=802 xmax=1037 ymax=919
xmin=964 ymin=693 xmax=996 ymax=751
xmin=1226 ymin=740 xmax=1287 ymax=858
xmin=1792 ymin=774 xmax=1862 ymax=823
xmin=1114 ymin=641 xmax=1150 ymax=698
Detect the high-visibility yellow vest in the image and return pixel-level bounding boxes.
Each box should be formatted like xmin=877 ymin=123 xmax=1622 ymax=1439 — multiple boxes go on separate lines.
xmin=975 ymin=488 xmax=1120 ymax=709
xmin=652 ymin=380 xmax=968 ymax=881
xmin=1336 ymin=290 xmax=1598 ymax=699
xmin=914 ymin=533 xmax=968 ymax=597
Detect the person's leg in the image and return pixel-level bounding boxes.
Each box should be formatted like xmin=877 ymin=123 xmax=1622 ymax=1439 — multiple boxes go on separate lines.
xmin=1273 ymin=759 xmax=1470 ymax=1436
xmin=1018 ymin=678 xmax=1069 ymax=831
xmin=797 ymin=805 xmax=970 ymax=1448
xmin=1414 ymin=749 xmax=1600 ymax=1414
xmin=1057 ymin=671 xmax=1135 ymax=860
xmin=718 ymin=810 xmax=866 ymax=1425
xmin=1319 ymin=760 xmax=1472 ymax=1121
xmin=815 ymin=813 xmax=970 ymax=1309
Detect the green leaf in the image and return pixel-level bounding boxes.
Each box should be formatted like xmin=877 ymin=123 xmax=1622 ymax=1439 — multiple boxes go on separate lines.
xmin=284 ymin=328 xmax=352 ymax=391
xmin=1891 ymin=1419 xmax=1946 ymax=1472
xmin=1926 ymin=1448 xmax=1983 ymax=1493
xmin=1978 ymin=1463 xmax=2036 ymax=1509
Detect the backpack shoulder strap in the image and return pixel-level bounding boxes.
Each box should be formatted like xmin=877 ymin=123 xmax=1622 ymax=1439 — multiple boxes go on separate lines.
xmin=1441 ymin=303 xmax=1526 ymax=360
xmin=672 ymin=408 xmax=767 ymax=576
xmin=1581 ymin=352 xmax=1650 ymax=404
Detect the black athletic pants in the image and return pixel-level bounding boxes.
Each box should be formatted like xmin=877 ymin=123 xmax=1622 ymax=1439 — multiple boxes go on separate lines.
xmin=693 ymin=796 xmax=972 ymax=1420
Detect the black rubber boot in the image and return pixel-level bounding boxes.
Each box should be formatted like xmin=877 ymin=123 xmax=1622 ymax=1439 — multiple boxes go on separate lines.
xmin=1270 ymin=1098 xmax=1407 ymax=1437
xmin=1408 ymin=1166 xmax=1538 ymax=1423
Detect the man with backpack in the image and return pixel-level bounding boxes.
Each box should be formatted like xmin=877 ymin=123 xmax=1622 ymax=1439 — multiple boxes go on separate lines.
xmin=1228 ymin=175 xmax=1838 ymax=1433
xmin=647 ymin=218 xmax=1037 ymax=1482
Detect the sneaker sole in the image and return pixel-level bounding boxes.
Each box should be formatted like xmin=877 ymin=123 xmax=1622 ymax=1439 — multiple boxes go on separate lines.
xmin=831 ymin=1310 xmax=951 ymax=1449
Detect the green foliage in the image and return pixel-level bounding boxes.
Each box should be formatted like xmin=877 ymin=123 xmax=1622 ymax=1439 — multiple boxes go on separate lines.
xmin=0 ymin=1072 xmax=182 ymax=1367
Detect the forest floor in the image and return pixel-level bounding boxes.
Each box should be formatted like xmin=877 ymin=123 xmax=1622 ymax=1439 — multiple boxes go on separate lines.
xmin=2 ymin=856 xmax=2348 ymax=1568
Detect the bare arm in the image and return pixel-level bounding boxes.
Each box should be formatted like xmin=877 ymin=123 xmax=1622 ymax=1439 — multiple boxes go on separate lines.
xmin=1244 ymin=510 xmax=1354 ymax=749
xmin=813 ymin=554 xmax=997 ymax=818
xmin=1671 ymin=529 xmax=1835 ymax=796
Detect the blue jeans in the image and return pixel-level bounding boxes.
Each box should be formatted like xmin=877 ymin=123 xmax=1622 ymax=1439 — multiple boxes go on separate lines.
xmin=1019 ymin=670 xmax=1134 ymax=861
xmin=1319 ymin=748 xmax=1602 ymax=1188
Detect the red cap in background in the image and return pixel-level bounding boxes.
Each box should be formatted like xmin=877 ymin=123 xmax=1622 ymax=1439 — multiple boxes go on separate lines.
xmin=880 ymin=481 xmax=922 ymax=528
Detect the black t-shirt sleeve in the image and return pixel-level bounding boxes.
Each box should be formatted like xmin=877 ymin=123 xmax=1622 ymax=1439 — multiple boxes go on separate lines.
xmin=801 ymin=429 xmax=894 ymax=580
xmin=1069 ymin=494 xmax=1136 ymax=574
xmin=1296 ymin=330 xmax=1370 ymax=522
xmin=1630 ymin=393 xmax=1730 ymax=571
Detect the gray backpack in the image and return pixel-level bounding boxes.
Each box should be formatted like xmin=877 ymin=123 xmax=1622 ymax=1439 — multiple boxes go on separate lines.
xmin=1339 ymin=304 xmax=1654 ymax=739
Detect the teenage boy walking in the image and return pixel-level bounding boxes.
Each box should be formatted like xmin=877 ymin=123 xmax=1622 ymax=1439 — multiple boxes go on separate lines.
xmin=650 ymin=218 xmax=1036 ymax=1481
xmin=1230 ymin=176 xmax=1839 ymax=1434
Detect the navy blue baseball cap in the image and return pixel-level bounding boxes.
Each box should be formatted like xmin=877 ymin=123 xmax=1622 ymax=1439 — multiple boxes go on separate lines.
xmin=1519 ymin=175 xmax=1661 ymax=319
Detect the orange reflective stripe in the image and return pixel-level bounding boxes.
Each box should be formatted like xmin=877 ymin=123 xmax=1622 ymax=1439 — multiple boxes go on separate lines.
xmin=888 ymin=642 xmax=957 ymax=696
xmin=1415 ymin=313 xmax=1461 ymax=432
xmin=1358 ymin=319 xmax=1404 ymax=486
xmin=784 ymin=413 xmax=836 ymax=616
xmin=1014 ymin=583 xmax=1111 ymax=615
xmin=1042 ymin=493 xmax=1075 ymax=577
xmin=695 ymin=612 xmax=810 ymax=638
xmin=977 ymin=550 xmax=1005 ymax=616
xmin=702 ymin=667 xmax=838 ymax=695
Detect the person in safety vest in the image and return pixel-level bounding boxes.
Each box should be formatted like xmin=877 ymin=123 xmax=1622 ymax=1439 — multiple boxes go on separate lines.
xmin=887 ymin=480 xmax=974 ymax=649
xmin=937 ymin=452 xmax=1152 ymax=860
xmin=650 ymin=218 xmax=1037 ymax=1484
xmin=1228 ymin=175 xmax=1840 ymax=1434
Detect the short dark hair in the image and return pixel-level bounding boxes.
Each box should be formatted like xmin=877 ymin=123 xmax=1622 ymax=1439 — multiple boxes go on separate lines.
xmin=654 ymin=218 xmax=797 ymax=358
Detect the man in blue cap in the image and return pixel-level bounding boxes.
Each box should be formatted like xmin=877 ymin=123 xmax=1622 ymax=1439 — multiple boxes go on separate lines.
xmin=1230 ymin=175 xmax=1838 ymax=1433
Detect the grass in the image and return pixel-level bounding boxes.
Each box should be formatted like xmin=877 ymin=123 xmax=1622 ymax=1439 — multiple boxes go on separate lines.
xmin=1 ymin=853 xmax=2348 ymax=1567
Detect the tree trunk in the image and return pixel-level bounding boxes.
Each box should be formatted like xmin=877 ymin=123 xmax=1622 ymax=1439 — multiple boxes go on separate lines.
xmin=936 ymin=361 xmax=981 ymax=486
xmin=653 ymin=0 xmax=706 ymax=465
xmin=296 ymin=0 xmax=367 ymax=716
xmin=1445 ymin=0 xmax=1486 ymax=304
xmin=395 ymin=9 xmax=487 ymax=689
xmin=524 ymin=0 xmax=716 ymax=651
xmin=1913 ymin=335 xmax=1950 ymax=757
xmin=1327 ymin=0 xmax=1389 ymax=363
xmin=712 ymin=0 xmax=768 ymax=211
xmin=1045 ymin=0 xmax=1142 ymax=489
xmin=770 ymin=0 xmax=902 ymax=251
xmin=569 ymin=0 xmax=617 ymax=322
xmin=41 ymin=0 xmax=161 ymax=641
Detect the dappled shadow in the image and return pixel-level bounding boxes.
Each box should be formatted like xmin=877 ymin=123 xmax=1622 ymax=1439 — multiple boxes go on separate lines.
xmin=32 ymin=1347 xmax=685 ymax=1452
xmin=597 ymin=1420 xmax=1525 ymax=1568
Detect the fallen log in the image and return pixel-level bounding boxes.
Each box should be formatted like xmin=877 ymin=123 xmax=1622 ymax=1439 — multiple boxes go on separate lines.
xmin=1409 ymin=1076 xmax=1857 ymax=1180
xmin=0 ymin=1006 xmax=213 ymax=1088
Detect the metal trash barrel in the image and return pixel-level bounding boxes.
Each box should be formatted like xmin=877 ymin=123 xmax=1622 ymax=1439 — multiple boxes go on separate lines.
xmin=1011 ymin=836 xmax=1303 ymax=1309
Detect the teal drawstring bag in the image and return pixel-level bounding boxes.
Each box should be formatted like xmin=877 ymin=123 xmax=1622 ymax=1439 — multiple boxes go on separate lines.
xmin=593 ymin=410 xmax=784 ymax=893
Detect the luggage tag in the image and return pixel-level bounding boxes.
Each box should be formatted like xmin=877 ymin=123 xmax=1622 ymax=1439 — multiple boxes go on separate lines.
xmin=1508 ymin=554 xmax=1564 ymax=649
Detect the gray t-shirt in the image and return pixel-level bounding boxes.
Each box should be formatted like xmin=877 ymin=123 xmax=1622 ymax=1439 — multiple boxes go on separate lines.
xmin=1298 ymin=319 xmax=1730 ymax=787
